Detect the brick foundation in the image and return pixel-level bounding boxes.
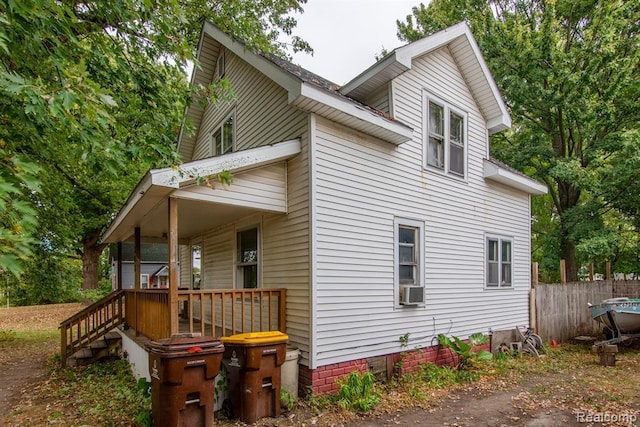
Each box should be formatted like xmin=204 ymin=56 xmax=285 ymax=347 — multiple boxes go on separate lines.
xmin=299 ymin=342 xmax=490 ymax=396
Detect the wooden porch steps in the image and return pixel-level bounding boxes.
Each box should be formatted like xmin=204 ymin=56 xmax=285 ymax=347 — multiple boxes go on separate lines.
xmin=68 ymin=331 xmax=122 ymax=367
xmin=60 ymin=290 xmax=126 ymax=368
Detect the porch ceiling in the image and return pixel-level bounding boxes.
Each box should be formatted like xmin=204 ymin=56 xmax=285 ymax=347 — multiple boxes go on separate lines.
xmin=102 ymin=139 xmax=301 ymax=243
xmin=114 ymin=197 xmax=259 ymax=243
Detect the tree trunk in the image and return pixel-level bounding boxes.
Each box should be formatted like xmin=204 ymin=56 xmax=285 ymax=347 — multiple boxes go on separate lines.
xmin=561 ymin=237 xmax=578 ymax=282
xmin=81 ymin=235 xmax=106 ymax=290
xmin=557 ymin=178 xmax=581 ymax=283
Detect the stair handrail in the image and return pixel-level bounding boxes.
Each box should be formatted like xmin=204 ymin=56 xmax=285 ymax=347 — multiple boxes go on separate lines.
xmin=59 ymin=290 xmax=126 ymax=367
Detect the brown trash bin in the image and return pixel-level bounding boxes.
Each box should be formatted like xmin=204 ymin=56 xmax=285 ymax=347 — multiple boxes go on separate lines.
xmin=220 ymin=331 xmax=288 ymax=424
xmin=146 ymin=334 xmax=224 ymax=427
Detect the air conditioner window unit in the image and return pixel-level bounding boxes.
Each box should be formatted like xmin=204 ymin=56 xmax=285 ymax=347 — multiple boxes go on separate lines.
xmin=400 ymin=285 xmax=424 ymax=305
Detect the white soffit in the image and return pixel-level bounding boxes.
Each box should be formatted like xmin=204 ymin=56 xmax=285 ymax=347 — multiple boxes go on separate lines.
xmin=483 ymin=159 xmax=547 ymax=195
xmin=101 ymin=139 xmax=301 ymax=243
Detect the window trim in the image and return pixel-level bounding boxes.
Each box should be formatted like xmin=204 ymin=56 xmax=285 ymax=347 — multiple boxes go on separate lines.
xmin=140 ymin=274 xmax=149 ymax=289
xmin=485 ymin=234 xmax=514 ymax=290
xmin=191 ymin=242 xmax=202 ymax=290
xmin=236 ymin=226 xmax=260 ymax=289
xmin=210 ymin=109 xmax=235 ymax=157
xmin=394 ymin=217 xmax=426 ymax=308
xmin=423 ymin=92 xmax=468 ymax=179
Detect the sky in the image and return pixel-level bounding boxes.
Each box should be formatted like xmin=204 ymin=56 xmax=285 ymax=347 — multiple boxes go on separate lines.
xmin=288 ymin=0 xmax=421 ymax=85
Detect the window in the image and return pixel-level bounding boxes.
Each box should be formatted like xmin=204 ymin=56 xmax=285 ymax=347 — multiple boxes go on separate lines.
xmin=211 ymin=111 xmax=234 ymax=156
xmin=399 ymin=227 xmax=418 ymax=285
xmin=191 ymin=244 xmax=201 ymax=290
xmin=425 ymin=95 xmax=466 ymax=177
xmin=140 ymin=274 xmax=149 ymax=289
xmin=237 ymin=228 xmax=258 ymax=288
xmin=216 ymin=49 xmax=225 ymax=79
xmin=486 ymin=236 xmax=512 ymax=288
xmin=394 ymin=218 xmax=425 ymax=306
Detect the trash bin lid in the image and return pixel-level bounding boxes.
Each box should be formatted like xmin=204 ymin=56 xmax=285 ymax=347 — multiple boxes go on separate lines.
xmin=220 ymin=331 xmax=288 ymax=346
xmin=146 ymin=334 xmax=224 ymax=356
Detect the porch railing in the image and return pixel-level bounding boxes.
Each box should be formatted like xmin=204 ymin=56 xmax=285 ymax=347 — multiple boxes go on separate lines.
xmin=60 ymin=290 xmax=125 ymax=367
xmin=124 ymin=288 xmax=286 ymax=341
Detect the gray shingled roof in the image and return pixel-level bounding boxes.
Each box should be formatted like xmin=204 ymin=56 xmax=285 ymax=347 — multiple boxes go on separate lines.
xmin=261 ymin=52 xmax=397 ymax=122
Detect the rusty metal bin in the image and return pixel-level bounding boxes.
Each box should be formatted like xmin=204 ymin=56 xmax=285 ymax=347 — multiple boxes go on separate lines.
xmin=220 ymin=331 xmax=288 ymax=424
xmin=146 ymin=334 xmax=224 ymax=427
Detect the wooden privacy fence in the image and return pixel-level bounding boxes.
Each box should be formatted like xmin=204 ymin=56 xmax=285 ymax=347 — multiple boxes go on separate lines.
xmin=533 ymin=280 xmax=640 ymax=343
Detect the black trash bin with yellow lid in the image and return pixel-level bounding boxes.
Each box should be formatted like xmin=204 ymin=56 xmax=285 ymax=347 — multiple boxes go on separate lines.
xmin=220 ymin=331 xmax=288 ymax=424
xmin=146 ymin=334 xmax=224 ymax=427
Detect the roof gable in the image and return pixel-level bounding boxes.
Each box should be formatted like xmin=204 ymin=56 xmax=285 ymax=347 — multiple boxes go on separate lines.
xmin=340 ymin=22 xmax=511 ymax=135
xmin=177 ymin=22 xmax=413 ymax=159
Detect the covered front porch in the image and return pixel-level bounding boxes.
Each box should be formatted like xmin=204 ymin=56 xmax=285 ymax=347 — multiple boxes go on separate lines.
xmin=60 ymin=140 xmax=301 ymax=366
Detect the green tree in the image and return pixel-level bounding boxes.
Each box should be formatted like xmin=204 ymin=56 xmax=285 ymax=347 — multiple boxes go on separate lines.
xmin=398 ymin=0 xmax=640 ymax=281
xmin=1 ymin=0 xmax=310 ymax=288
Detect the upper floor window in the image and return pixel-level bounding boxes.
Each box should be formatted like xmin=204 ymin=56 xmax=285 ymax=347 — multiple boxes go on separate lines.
xmin=211 ymin=111 xmax=234 ymax=156
xmin=486 ymin=235 xmax=512 ymax=288
xmin=425 ymin=95 xmax=467 ymax=178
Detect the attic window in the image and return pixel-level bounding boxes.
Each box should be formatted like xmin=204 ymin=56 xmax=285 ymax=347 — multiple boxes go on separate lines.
xmin=216 ymin=49 xmax=225 ymax=79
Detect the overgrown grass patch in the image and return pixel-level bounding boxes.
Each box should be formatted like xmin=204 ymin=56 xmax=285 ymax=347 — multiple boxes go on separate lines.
xmin=43 ymin=357 xmax=151 ymax=426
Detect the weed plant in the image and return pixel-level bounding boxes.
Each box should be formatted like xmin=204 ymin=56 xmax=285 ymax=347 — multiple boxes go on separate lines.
xmin=0 ymin=329 xmax=15 ymax=342
xmin=47 ymin=358 xmax=152 ymax=426
xmin=333 ymin=371 xmax=380 ymax=412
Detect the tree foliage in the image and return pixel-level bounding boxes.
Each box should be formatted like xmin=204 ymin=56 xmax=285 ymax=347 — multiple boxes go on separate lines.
xmin=0 ymin=0 xmax=310 ymax=289
xmin=398 ymin=0 xmax=640 ymax=280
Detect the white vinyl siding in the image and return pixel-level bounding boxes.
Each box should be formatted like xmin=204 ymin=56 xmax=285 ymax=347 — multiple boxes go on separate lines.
xmin=178 ymin=34 xmax=219 ymax=160
xmin=191 ymin=49 xmax=307 ymax=161
xmin=189 ymin=136 xmax=311 ymax=363
xmin=262 ymin=131 xmax=310 ymax=363
xmin=173 ymin=164 xmax=288 ymax=213
xmin=312 ymin=48 xmax=531 ymax=366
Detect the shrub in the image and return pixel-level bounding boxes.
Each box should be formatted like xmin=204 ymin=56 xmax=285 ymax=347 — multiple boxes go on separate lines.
xmin=437 ymin=332 xmax=493 ymax=369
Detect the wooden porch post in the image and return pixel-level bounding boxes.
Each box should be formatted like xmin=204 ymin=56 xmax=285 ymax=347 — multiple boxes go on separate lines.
xmin=117 ymin=242 xmax=123 ymax=291
xmin=134 ymin=227 xmax=141 ymax=335
xmin=117 ymin=241 xmax=123 ymax=323
xmin=168 ymin=197 xmax=179 ymax=336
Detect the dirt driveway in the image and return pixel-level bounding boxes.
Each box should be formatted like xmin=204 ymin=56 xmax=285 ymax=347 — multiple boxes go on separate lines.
xmin=1 ymin=303 xmax=639 ymax=426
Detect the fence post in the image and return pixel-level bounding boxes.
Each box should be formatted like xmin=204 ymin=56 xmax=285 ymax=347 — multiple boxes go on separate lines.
xmin=606 ymin=262 xmax=612 ymax=280
xmin=589 ymin=263 xmax=594 ymax=281
xmin=529 ymin=288 xmax=537 ymax=332
xmin=560 ymin=259 xmax=566 ymax=284
xmin=531 ymin=262 xmax=539 ymax=288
